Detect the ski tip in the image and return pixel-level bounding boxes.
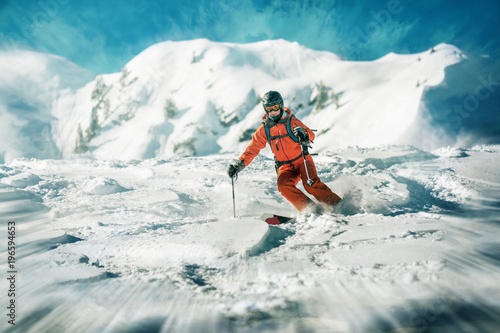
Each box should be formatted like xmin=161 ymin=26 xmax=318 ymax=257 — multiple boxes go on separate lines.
xmin=261 ymin=213 xmax=296 ymax=225
xmin=265 ymin=216 xmax=281 ymax=225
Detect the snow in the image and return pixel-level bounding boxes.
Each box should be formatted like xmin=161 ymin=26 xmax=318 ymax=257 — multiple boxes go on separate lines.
xmin=1 ymin=39 xmax=499 ymax=332
xmin=82 ymin=177 xmax=129 ymax=195
xmin=2 ymin=145 xmax=500 ymax=332
xmin=1 ymin=40 xmax=465 ymax=163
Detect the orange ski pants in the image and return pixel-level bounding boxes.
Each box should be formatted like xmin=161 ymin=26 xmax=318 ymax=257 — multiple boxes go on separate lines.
xmin=277 ymin=154 xmax=341 ymax=211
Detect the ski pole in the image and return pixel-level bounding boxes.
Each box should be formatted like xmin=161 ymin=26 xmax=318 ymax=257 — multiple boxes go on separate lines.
xmin=231 ymin=175 xmax=236 ymax=218
xmin=300 ymin=141 xmax=314 ymax=187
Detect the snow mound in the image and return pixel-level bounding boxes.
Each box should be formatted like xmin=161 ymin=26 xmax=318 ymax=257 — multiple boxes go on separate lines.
xmin=1 ymin=172 xmax=41 ymax=187
xmin=82 ymin=177 xmax=129 ymax=195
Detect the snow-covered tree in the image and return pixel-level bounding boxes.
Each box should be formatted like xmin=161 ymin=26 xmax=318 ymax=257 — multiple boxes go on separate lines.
xmin=74 ymin=124 xmax=89 ymax=153
xmin=314 ymin=81 xmax=329 ymax=111
xmin=119 ymin=67 xmax=130 ymax=88
xmin=91 ymin=77 xmax=107 ymax=102
xmin=85 ymin=106 xmax=101 ymax=142
xmin=310 ymin=82 xmax=343 ymax=112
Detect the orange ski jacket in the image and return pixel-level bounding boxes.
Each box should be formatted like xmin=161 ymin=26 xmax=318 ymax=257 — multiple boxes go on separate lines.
xmin=239 ymin=108 xmax=315 ymax=166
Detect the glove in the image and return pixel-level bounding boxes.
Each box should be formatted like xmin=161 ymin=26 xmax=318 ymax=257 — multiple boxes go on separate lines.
xmin=293 ymin=126 xmax=308 ymax=143
xmin=227 ymin=160 xmax=245 ymax=179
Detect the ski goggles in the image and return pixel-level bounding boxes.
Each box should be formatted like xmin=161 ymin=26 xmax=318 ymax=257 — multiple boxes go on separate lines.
xmin=265 ymin=104 xmax=281 ymax=112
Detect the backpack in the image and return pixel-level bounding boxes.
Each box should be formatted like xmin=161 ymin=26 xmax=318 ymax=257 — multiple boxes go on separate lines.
xmin=263 ymin=113 xmax=299 ymax=148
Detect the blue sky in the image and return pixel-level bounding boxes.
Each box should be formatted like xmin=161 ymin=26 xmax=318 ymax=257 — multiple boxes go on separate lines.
xmin=1 ymin=0 xmax=499 ymax=74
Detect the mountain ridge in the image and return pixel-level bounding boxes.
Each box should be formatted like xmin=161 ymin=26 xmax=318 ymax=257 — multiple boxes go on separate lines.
xmin=1 ymin=39 xmax=465 ymax=162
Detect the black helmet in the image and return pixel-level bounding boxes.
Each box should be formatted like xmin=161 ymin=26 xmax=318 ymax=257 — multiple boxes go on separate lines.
xmin=262 ymin=91 xmax=284 ymax=122
xmin=262 ymin=91 xmax=283 ymax=108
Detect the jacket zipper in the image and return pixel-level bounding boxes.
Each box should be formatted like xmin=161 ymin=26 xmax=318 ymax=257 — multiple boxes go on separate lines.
xmin=275 ymin=125 xmax=291 ymax=161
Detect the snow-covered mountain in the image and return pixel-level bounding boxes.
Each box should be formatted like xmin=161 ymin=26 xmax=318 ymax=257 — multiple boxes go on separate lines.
xmin=2 ymin=39 xmax=500 ymax=332
xmin=1 ymin=39 xmax=465 ymax=162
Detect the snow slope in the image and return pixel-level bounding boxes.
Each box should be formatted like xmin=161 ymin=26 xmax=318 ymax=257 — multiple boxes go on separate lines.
xmin=2 ymin=39 xmax=465 ymax=162
xmin=1 ymin=145 xmax=500 ymax=332
xmin=0 ymin=50 xmax=94 ymax=163
xmin=1 ymin=39 xmax=499 ymax=332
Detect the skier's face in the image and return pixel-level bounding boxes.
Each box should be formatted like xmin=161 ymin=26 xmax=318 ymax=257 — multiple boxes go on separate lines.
xmin=266 ymin=104 xmax=283 ymax=122
xmin=265 ymin=104 xmax=282 ymax=119
xmin=267 ymin=108 xmax=281 ymax=117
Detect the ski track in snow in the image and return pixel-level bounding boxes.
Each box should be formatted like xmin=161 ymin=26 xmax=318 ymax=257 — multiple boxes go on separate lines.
xmin=1 ymin=146 xmax=500 ymax=332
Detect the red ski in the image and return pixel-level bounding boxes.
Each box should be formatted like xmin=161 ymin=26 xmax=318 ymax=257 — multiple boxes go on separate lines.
xmin=260 ymin=213 xmax=296 ymax=225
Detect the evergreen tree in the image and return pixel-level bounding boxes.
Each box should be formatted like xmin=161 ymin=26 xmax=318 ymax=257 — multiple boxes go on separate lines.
xmin=119 ymin=67 xmax=130 ymax=88
xmin=74 ymin=124 xmax=89 ymax=153
xmin=92 ymin=77 xmax=107 ymax=101
xmin=315 ymin=82 xmax=329 ymax=111
xmin=85 ymin=106 xmax=101 ymax=142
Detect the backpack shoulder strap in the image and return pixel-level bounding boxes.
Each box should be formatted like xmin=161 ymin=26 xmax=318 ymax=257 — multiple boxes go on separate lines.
xmin=263 ymin=121 xmax=272 ymax=147
xmin=286 ymin=114 xmax=299 ymax=143
xmin=263 ymin=113 xmax=299 ymax=147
